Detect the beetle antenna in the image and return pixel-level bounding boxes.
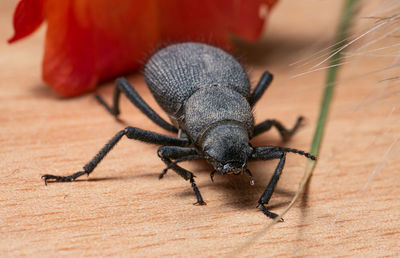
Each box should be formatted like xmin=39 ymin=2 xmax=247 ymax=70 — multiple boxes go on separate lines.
xmin=258 ymin=147 xmax=316 ymax=160
xmin=245 ymin=169 xmax=255 ymax=185
xmin=210 ymin=170 xmax=216 ymax=182
xmin=279 ymin=147 xmax=316 ymax=160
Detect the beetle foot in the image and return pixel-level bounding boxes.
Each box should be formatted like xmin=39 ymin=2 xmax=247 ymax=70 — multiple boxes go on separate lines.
xmin=193 ymin=200 xmax=207 ymax=206
xmin=257 ymin=203 xmax=284 ymax=221
xmin=41 ymin=171 xmax=86 ymax=185
xmin=283 ymin=116 xmax=305 ymax=142
xmin=95 ymin=95 xmax=120 ymax=117
xmin=159 ymin=169 xmax=168 ymax=179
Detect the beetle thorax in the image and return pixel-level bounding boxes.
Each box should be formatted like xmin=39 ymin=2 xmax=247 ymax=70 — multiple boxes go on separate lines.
xmin=182 ymin=86 xmax=254 ymax=142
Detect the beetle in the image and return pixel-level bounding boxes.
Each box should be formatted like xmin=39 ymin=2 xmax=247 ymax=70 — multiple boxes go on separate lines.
xmin=42 ymin=42 xmax=316 ymax=219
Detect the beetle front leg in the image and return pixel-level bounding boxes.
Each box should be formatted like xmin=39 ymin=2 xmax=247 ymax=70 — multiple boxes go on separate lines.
xmin=158 ymin=146 xmax=207 ymax=205
xmin=250 ymin=148 xmax=286 ymax=219
xmin=42 ymin=127 xmax=189 ymax=184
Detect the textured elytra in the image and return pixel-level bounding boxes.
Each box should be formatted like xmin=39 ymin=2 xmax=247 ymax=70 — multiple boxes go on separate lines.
xmin=144 ymin=42 xmax=251 ymax=117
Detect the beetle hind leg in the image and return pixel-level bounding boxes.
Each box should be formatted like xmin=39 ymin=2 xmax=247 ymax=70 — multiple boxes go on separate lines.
xmin=253 ymin=117 xmax=304 ymax=141
xmin=249 ymin=71 xmax=273 ymax=106
xmin=96 ymin=77 xmax=178 ymax=133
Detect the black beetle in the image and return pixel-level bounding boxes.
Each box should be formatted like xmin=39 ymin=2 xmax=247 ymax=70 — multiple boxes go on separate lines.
xmin=42 ymin=42 xmax=316 ymax=219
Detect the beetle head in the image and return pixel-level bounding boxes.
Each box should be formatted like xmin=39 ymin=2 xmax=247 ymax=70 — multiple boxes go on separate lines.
xmin=201 ymin=123 xmax=253 ymax=177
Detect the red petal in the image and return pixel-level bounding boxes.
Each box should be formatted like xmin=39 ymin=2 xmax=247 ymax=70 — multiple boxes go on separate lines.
xmin=8 ymin=0 xmax=45 ymax=43
xmin=42 ymin=0 xmax=159 ymax=97
xmin=227 ymin=0 xmax=278 ymax=41
xmin=158 ymin=0 xmax=278 ymax=45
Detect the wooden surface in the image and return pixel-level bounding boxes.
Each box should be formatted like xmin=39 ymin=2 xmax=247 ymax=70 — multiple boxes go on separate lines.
xmin=1 ymin=1 xmax=399 ymax=257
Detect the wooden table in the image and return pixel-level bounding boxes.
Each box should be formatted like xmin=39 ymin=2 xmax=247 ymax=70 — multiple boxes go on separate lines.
xmin=1 ymin=1 xmax=399 ymax=256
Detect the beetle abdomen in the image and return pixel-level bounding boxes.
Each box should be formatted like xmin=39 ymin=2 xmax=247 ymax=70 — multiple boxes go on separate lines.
xmin=144 ymin=42 xmax=251 ymax=116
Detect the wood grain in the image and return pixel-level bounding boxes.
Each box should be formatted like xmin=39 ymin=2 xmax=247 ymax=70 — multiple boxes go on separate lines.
xmin=1 ymin=1 xmax=399 ymax=257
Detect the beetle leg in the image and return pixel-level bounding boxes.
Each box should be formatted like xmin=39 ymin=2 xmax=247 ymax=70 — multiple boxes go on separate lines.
xmin=158 ymin=146 xmax=207 ymax=205
xmin=95 ymin=77 xmax=178 ymax=133
xmin=250 ymin=148 xmax=286 ymax=220
xmin=249 ymin=71 xmax=273 ymax=106
xmin=252 ymin=117 xmax=304 ymax=141
xmin=42 ymin=127 xmax=189 ymax=184
xmin=157 ymin=146 xmax=198 ymax=178
xmin=159 ymin=154 xmax=204 ymax=179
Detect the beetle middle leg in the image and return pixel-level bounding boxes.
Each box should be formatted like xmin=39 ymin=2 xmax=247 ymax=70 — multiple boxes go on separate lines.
xmin=158 ymin=146 xmax=207 ymax=205
xmin=253 ymin=117 xmax=304 ymax=141
xmin=95 ymin=77 xmax=178 ymax=133
xmin=42 ymin=127 xmax=189 ymax=184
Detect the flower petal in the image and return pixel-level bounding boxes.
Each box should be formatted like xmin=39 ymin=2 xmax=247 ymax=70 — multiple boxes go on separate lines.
xmin=42 ymin=0 xmax=159 ymax=97
xmin=158 ymin=0 xmax=278 ymax=44
xmin=8 ymin=0 xmax=45 ymax=43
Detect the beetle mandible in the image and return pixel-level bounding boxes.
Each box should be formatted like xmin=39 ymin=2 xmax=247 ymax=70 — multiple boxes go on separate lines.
xmin=42 ymin=42 xmax=316 ymax=219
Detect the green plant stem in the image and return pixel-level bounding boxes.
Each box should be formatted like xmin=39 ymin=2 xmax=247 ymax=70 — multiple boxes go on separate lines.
xmin=310 ymin=0 xmax=359 ymax=156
